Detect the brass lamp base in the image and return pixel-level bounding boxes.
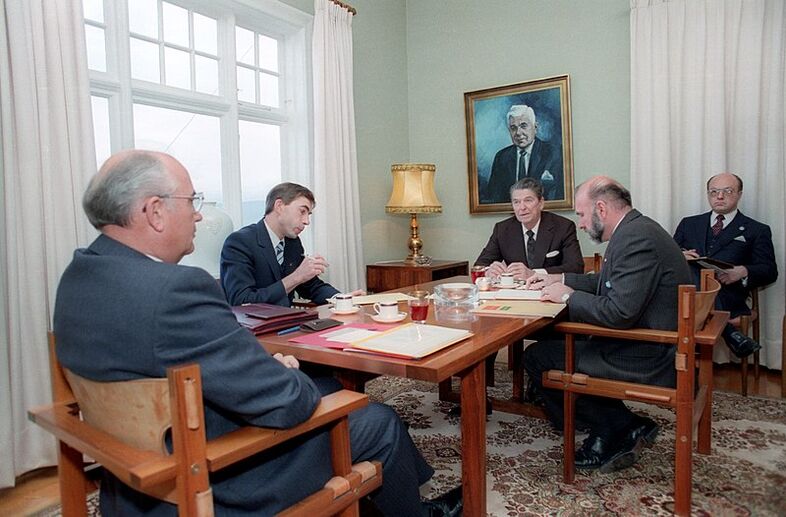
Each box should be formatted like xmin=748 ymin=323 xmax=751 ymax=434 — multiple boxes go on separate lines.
xmin=404 ymin=213 xmax=424 ymax=264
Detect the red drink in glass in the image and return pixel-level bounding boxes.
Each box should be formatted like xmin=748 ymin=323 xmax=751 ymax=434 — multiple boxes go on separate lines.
xmin=470 ymin=265 xmax=486 ymax=283
xmin=409 ymin=303 xmax=429 ymax=322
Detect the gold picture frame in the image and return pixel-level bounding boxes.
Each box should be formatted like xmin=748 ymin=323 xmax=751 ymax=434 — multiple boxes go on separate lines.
xmin=464 ymin=75 xmax=574 ymax=213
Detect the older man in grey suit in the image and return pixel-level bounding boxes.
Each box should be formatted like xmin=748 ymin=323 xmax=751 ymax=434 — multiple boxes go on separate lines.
xmin=53 ymin=150 xmax=461 ymax=516
xmin=524 ymin=176 xmax=692 ymax=473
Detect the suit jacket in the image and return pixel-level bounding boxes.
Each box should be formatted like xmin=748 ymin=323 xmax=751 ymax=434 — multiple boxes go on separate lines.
xmin=475 ymin=211 xmax=584 ymax=274
xmin=674 ymin=211 xmax=778 ymax=317
xmin=53 ymin=235 xmax=328 ymax=515
xmin=563 ymin=210 xmax=693 ymax=385
xmin=221 ymin=221 xmax=339 ymax=307
xmin=485 ymin=138 xmax=564 ymax=203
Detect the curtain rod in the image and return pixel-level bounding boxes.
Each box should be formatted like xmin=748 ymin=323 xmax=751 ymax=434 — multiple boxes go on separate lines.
xmin=329 ymin=0 xmax=356 ymax=15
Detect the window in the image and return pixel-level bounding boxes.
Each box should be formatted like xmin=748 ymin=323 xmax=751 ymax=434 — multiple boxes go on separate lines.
xmin=82 ymin=0 xmax=312 ymax=232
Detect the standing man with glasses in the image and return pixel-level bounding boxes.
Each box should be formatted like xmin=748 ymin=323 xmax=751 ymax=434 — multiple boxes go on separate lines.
xmin=674 ymin=172 xmax=778 ymax=358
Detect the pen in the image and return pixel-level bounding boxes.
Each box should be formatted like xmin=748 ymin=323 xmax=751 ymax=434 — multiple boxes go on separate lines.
xmin=277 ymin=325 xmax=301 ymax=335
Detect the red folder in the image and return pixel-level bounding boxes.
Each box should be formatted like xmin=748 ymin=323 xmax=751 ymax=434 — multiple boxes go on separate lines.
xmin=231 ymin=303 xmax=318 ymax=335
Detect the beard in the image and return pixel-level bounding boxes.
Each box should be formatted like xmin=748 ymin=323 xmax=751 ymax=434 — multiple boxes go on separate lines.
xmin=587 ymin=209 xmax=604 ymax=244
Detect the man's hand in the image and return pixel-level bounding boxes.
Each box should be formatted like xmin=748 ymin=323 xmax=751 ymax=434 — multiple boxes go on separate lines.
xmin=292 ymin=254 xmax=329 ymax=284
xmin=540 ymin=283 xmax=573 ymax=303
xmin=525 ymin=272 xmax=562 ymax=290
xmin=682 ymin=248 xmax=700 ymax=260
xmin=506 ymin=262 xmax=535 ymax=281
xmin=348 ymin=289 xmax=366 ymax=297
xmin=717 ymin=265 xmax=748 ymax=285
xmin=273 ymin=352 xmax=300 ymax=369
xmin=486 ymin=261 xmax=507 ymax=278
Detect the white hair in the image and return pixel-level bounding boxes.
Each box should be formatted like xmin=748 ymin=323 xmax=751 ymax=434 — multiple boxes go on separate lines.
xmin=506 ymin=104 xmax=536 ymax=125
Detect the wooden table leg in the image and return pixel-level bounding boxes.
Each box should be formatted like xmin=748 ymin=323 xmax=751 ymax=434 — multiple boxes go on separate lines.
xmin=510 ymin=341 xmax=524 ymax=401
xmin=459 ymin=361 xmax=486 ymax=517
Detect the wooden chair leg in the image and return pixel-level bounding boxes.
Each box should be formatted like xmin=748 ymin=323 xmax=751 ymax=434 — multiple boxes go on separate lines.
xmin=782 ymin=315 xmax=786 ymax=399
xmin=58 ymin=441 xmax=89 ymax=517
xmin=738 ymin=316 xmax=750 ymax=397
xmin=752 ymin=350 xmax=760 ymax=381
xmin=674 ymin=403 xmax=693 ymax=516
xmin=696 ymin=343 xmax=713 ymax=455
xmin=485 ymin=356 xmax=495 ymax=387
xmin=563 ymin=334 xmax=576 ymax=483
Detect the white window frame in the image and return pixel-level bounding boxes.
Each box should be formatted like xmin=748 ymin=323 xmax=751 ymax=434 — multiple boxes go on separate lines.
xmin=86 ymin=0 xmax=313 ymax=228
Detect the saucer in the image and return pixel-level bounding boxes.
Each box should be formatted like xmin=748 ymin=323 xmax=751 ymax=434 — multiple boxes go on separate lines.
xmin=329 ymin=306 xmax=361 ymax=315
xmin=370 ymin=312 xmax=407 ymax=323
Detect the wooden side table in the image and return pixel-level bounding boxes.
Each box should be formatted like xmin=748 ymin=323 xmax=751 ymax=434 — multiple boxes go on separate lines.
xmin=365 ymin=260 xmax=469 ymax=293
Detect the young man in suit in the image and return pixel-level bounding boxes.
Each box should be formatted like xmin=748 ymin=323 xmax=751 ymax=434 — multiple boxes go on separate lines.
xmin=476 ymin=177 xmax=584 ymax=280
xmin=54 ymin=150 xmax=461 ymax=516
xmin=673 ymin=172 xmax=778 ymax=358
xmin=524 ymin=176 xmax=692 ymax=473
xmin=485 ymin=104 xmax=564 ymax=202
xmin=221 ymin=182 xmax=362 ymax=307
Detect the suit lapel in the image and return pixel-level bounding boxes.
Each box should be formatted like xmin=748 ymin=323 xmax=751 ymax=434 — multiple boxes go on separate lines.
xmin=256 ymin=222 xmax=282 ymax=281
xmin=528 ymin=214 xmax=551 ymax=268
xmin=527 ymin=139 xmax=542 ymax=179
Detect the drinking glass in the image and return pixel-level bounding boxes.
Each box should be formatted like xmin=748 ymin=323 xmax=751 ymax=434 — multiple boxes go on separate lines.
xmin=408 ymin=290 xmax=430 ymax=323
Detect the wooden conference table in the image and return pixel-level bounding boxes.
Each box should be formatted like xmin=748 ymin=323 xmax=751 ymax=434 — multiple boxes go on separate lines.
xmin=257 ymin=276 xmax=555 ymax=517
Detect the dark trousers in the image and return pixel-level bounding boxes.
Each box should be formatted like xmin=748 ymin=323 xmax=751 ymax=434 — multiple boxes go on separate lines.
xmin=523 ymin=336 xmax=676 ymax=442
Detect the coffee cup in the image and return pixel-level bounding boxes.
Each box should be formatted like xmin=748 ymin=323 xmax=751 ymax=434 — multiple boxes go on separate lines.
xmin=373 ymin=301 xmax=399 ymax=320
xmin=499 ymin=273 xmax=515 ymax=287
xmin=475 ymin=276 xmax=491 ymax=291
xmin=332 ymin=293 xmax=354 ymax=312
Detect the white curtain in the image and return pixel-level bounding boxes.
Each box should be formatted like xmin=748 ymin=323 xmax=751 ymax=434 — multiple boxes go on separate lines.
xmin=0 ymin=0 xmax=95 ymax=487
xmin=630 ymin=0 xmax=785 ymax=369
xmin=311 ymin=0 xmax=366 ymax=291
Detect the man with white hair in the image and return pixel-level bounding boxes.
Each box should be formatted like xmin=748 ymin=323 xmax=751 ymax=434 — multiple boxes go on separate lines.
xmin=486 ymin=104 xmax=563 ymax=202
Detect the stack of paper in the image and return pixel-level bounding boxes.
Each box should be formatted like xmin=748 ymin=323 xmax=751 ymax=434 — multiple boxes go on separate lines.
xmin=478 ymin=289 xmax=541 ymax=300
xmin=351 ymin=293 xmax=414 ymax=305
xmin=349 ymin=323 xmax=472 ymax=359
xmin=472 ymin=300 xmax=565 ymax=318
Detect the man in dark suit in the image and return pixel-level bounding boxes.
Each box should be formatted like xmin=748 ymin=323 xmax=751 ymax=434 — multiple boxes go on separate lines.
xmin=485 ymin=104 xmax=563 ymax=202
xmin=53 ymin=150 xmax=461 ymax=516
xmin=674 ymin=172 xmax=778 ymax=358
xmin=221 ymin=183 xmax=362 ymax=307
xmin=524 ymin=177 xmax=692 ymax=473
xmin=476 ymin=177 xmax=584 ymax=280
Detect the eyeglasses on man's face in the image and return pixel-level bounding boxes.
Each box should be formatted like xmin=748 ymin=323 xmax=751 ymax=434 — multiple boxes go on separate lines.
xmin=707 ymin=187 xmax=737 ymax=198
xmin=160 ymin=192 xmax=204 ymax=212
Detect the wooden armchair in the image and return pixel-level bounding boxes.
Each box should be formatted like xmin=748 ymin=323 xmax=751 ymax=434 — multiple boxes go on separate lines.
xmin=542 ymin=270 xmax=728 ymax=516
xmin=29 ymin=333 xmax=382 ymax=517
xmin=582 ymin=253 xmax=602 ymax=273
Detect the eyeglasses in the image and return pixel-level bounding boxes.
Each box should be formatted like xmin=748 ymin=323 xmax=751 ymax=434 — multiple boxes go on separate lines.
xmin=160 ymin=192 xmax=204 ymax=212
xmin=707 ymin=187 xmax=737 ymax=198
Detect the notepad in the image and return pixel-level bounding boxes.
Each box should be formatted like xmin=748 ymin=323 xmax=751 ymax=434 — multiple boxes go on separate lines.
xmin=351 ymin=293 xmax=415 ymax=305
xmin=478 ymin=289 xmax=542 ymax=301
xmin=687 ymin=257 xmax=734 ymax=271
xmin=472 ymin=300 xmax=566 ymax=318
xmin=347 ymin=323 xmax=472 ymax=359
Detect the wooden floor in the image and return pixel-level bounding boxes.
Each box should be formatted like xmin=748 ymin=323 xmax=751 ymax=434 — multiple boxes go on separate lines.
xmin=1 ymin=365 xmax=782 ymax=516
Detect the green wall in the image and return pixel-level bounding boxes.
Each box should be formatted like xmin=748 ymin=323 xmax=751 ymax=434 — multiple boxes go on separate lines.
xmin=282 ymin=0 xmax=631 ymax=265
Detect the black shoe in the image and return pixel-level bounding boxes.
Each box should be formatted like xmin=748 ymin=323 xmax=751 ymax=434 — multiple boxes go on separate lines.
xmin=447 ymin=397 xmax=493 ymax=417
xmin=523 ymin=379 xmax=545 ymax=407
xmin=724 ymin=327 xmax=761 ymax=358
xmin=423 ymin=485 xmax=463 ymax=517
xmin=575 ymin=434 xmax=642 ymax=473
xmin=628 ymin=415 xmax=659 ymax=446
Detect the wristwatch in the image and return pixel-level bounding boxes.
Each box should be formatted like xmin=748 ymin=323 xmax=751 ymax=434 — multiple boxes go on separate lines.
xmin=561 ymin=292 xmax=571 ymax=303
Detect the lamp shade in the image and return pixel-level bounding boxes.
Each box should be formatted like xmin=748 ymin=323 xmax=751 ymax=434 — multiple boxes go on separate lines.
xmin=385 ymin=163 xmax=442 ymax=214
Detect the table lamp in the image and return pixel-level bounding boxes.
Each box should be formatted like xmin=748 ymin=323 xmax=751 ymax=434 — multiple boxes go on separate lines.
xmin=385 ymin=163 xmax=442 ymax=264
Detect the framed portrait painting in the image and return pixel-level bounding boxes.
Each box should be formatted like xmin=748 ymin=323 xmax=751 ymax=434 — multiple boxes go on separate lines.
xmin=464 ymin=75 xmax=574 ymax=213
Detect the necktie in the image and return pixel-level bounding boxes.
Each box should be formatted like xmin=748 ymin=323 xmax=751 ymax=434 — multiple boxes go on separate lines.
xmin=517 ymin=150 xmax=527 ymax=180
xmin=275 ymin=241 xmax=284 ymax=265
xmin=526 ymin=230 xmax=536 ymax=264
xmin=711 ymin=214 xmax=724 ymax=236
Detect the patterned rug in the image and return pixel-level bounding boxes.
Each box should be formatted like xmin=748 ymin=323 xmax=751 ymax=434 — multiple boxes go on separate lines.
xmin=39 ymin=366 xmax=786 ymax=516
xmin=365 ymin=366 xmax=786 ymax=516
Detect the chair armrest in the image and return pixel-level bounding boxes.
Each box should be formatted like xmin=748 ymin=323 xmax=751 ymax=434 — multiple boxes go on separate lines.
xmin=206 ymin=390 xmax=369 ymax=472
xmin=553 ymin=321 xmax=678 ymax=344
xmin=695 ymin=310 xmax=729 ymax=345
xmin=28 ymin=401 xmax=177 ymax=491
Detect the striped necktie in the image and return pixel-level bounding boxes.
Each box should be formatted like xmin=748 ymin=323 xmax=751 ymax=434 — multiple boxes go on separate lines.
xmin=525 ymin=230 xmax=535 ymax=264
xmin=711 ymin=214 xmax=724 ymax=236
xmin=275 ymin=241 xmax=284 ymax=265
